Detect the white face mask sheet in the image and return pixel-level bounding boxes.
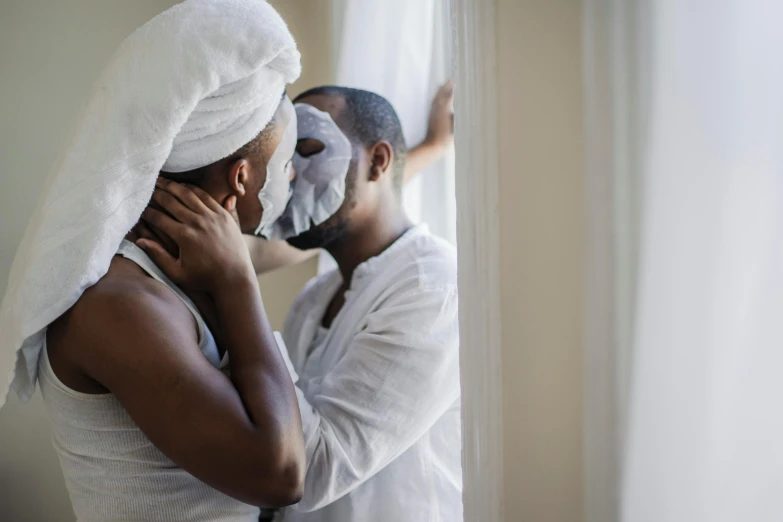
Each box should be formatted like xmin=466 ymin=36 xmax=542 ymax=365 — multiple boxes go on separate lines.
xmin=254 ymin=96 xmax=297 ymax=237
xmin=268 ymin=103 xmax=352 ymax=240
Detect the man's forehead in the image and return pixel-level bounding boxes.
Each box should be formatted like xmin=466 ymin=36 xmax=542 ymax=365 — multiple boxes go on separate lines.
xmin=295 ymin=94 xmax=348 ymax=130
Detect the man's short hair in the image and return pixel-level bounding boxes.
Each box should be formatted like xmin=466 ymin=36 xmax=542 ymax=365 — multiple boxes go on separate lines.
xmin=294 ymin=86 xmax=407 ymax=191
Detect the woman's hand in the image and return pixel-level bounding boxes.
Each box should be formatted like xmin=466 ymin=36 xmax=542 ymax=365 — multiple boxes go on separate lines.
xmin=137 ymin=178 xmax=255 ymax=295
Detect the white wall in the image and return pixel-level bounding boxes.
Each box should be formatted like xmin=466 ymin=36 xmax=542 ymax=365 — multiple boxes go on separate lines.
xmin=496 ymin=1 xmax=585 ymax=521
xmin=0 ymin=2 xmax=328 ymax=520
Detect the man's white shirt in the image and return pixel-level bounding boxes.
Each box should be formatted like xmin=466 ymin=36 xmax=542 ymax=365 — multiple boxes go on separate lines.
xmin=279 ymin=226 xmax=462 ymax=522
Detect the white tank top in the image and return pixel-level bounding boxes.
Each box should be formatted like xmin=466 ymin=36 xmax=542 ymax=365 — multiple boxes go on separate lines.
xmin=39 ymin=240 xmax=259 ymax=522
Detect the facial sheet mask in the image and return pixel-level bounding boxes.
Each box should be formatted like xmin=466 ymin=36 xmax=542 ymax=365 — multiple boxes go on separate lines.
xmin=269 ymin=103 xmax=352 ymax=239
xmin=254 ymin=96 xmax=296 ymax=237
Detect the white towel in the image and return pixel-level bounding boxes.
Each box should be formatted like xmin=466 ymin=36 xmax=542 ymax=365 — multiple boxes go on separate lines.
xmin=0 ymin=0 xmax=301 ymax=407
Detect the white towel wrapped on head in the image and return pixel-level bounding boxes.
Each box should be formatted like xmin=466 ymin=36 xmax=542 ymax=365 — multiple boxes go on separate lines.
xmin=0 ymin=0 xmax=301 ymax=407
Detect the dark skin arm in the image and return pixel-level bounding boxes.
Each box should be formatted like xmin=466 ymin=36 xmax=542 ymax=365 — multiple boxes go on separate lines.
xmin=51 ymin=181 xmax=305 ymax=507
xmin=136 ymin=180 xmax=309 ymax=485
xmin=54 ymin=272 xmax=303 ymax=507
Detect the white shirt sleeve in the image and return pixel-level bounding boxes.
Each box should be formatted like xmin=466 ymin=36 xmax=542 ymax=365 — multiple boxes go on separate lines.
xmin=290 ymin=283 xmax=460 ymax=512
xmin=272 ymin=331 xmax=299 ymax=384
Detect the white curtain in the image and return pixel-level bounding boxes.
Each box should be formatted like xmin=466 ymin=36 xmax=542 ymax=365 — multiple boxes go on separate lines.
xmin=587 ymin=1 xmax=783 ymax=521
xmin=320 ymin=0 xmax=455 ymax=274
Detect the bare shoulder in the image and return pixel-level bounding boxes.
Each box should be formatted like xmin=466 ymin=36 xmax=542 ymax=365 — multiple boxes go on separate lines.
xmin=47 ymin=256 xmax=198 ymax=390
xmin=75 ymin=257 xmax=195 ymax=339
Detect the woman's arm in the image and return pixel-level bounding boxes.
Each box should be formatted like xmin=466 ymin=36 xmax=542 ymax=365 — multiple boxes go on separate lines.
xmin=132 ymin=180 xmax=306 ymax=505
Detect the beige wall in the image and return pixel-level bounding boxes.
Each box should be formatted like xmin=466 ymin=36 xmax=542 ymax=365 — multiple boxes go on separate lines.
xmin=270 ymin=0 xmax=336 ymax=96
xmin=0 ymin=2 xmax=327 ymax=520
xmin=257 ymin=0 xmax=334 ymax=329
xmin=496 ymin=1 xmax=585 ymax=521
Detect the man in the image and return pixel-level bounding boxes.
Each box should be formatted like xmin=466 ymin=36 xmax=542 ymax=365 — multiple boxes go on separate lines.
xmin=146 ymin=85 xmax=461 ymax=522
xmin=244 ymin=81 xmax=455 ymax=274
xmin=9 ymin=2 xmax=308 ymax=521
xmin=282 ymin=86 xmax=461 ymax=522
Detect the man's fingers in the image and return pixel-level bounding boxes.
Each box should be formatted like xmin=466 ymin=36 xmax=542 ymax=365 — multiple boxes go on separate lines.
xmin=156 ymin=178 xmax=211 ymax=214
xmin=140 ymin=207 xmax=186 ymax=240
xmin=136 ymin=239 xmax=182 ymax=281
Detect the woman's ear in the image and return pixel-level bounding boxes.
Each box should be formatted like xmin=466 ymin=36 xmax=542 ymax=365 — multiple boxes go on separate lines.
xmin=226 ymin=158 xmax=250 ymax=197
xmin=368 ymin=140 xmax=393 ymax=182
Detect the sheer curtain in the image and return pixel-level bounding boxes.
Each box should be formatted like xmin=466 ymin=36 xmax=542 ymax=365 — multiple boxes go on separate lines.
xmin=586 ymin=1 xmax=783 ymax=521
xmin=320 ymin=0 xmax=455 ymax=274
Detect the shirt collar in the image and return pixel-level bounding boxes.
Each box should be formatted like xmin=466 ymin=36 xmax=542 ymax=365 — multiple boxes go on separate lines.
xmin=349 ymin=224 xmax=428 ymax=287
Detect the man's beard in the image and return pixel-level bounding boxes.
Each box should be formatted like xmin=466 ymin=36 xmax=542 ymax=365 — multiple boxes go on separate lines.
xmin=287 ymin=172 xmax=356 ymax=251
xmin=286 ymin=217 xmax=349 ymax=251
xmin=287 ymin=164 xmax=358 ymax=251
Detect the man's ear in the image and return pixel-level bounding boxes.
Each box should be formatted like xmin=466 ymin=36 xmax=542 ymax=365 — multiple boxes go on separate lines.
xmin=368 ymin=141 xmax=393 ymax=182
xmin=226 ymin=158 xmax=250 ymax=197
